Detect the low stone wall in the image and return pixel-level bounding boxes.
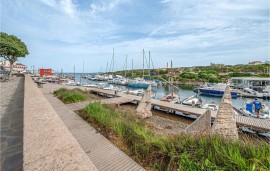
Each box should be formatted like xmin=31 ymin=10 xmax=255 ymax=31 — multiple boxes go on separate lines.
xmin=184 ymin=110 xmax=211 ymax=135
xmin=23 ymin=75 xmax=97 ymax=170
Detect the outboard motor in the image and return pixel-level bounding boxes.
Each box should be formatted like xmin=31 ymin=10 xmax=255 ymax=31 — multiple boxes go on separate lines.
xmin=246 ymin=101 xmax=253 ymax=113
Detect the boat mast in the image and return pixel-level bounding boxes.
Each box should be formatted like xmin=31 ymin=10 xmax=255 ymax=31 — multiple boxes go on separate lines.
xmin=148 ymin=51 xmax=151 ymax=80
xmin=132 ymin=58 xmax=134 ymax=79
xmin=142 ymin=49 xmax=145 ymax=79
xmin=112 ymin=48 xmax=114 ymax=74
xmin=106 ymin=61 xmax=108 ymax=74
xmin=125 ymin=54 xmax=127 ymax=77
xmin=73 ymin=65 xmax=75 ymax=82
xmin=171 ymin=60 xmax=174 ymax=96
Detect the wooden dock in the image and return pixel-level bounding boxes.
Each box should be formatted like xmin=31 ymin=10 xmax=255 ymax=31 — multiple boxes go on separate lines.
xmin=43 ymin=89 xmax=145 ymax=171
xmin=88 ymin=88 xmax=270 ymax=132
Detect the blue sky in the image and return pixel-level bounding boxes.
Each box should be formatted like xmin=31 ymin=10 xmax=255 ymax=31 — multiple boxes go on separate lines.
xmin=1 ymin=0 xmax=269 ymax=72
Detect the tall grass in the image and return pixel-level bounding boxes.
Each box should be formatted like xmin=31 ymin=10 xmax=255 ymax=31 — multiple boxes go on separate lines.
xmin=53 ymin=88 xmax=88 ymax=104
xmin=79 ymin=102 xmax=270 ymax=170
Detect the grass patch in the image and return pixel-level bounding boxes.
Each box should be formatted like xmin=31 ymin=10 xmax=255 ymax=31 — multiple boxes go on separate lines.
xmin=53 ymin=88 xmax=88 ymax=104
xmin=79 ymin=102 xmax=270 ymax=170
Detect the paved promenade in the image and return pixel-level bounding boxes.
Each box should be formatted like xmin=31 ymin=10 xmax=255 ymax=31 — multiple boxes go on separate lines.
xmin=1 ymin=77 xmax=24 ymax=171
xmin=23 ymin=75 xmax=98 ymax=170
xmin=41 ymin=84 xmax=145 ymax=171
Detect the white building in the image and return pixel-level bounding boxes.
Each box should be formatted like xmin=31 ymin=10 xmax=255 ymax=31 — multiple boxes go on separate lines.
xmin=0 ymin=60 xmax=28 ymax=73
xmin=230 ymin=77 xmax=270 ymax=87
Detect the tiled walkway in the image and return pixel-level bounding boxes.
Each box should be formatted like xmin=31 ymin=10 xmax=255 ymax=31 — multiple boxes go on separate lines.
xmin=1 ymin=78 xmax=24 ymax=171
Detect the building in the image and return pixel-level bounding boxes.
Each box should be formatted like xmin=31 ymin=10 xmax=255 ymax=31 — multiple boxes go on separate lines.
xmin=230 ymin=77 xmax=270 ymax=88
xmin=39 ymin=68 xmax=53 ymax=76
xmin=0 ymin=60 xmax=28 ymax=73
xmin=248 ymin=61 xmax=262 ymax=65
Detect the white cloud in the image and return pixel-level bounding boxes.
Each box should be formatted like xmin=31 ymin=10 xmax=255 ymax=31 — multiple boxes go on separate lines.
xmin=1 ymin=0 xmax=269 ymax=71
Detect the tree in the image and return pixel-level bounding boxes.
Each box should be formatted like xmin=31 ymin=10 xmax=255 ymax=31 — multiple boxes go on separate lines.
xmin=0 ymin=32 xmax=29 ymax=78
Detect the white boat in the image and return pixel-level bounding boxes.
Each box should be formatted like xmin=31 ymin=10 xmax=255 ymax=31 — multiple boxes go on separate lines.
xmin=241 ymin=127 xmax=256 ymax=134
xmin=238 ymin=101 xmax=270 ymax=119
xmin=103 ymin=85 xmax=121 ymax=91
xmin=181 ymin=96 xmax=202 ymax=107
xmin=201 ymin=103 xmax=219 ymax=111
xmin=124 ymin=89 xmax=156 ymax=98
xmin=263 ymin=86 xmax=270 ymax=100
xmin=126 ymin=89 xmax=145 ymax=96
xmin=258 ymin=132 xmax=270 ymax=138
xmin=96 ymin=83 xmax=106 ymax=88
xmin=82 ymin=84 xmax=98 ymax=87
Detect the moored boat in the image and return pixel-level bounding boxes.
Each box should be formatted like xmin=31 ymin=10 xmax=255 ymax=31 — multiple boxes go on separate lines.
xmin=181 ymin=95 xmax=202 ymax=107
xmin=160 ymin=93 xmax=180 ymax=103
xmin=201 ymin=103 xmax=219 ymax=111
xmin=198 ymin=83 xmax=238 ymax=98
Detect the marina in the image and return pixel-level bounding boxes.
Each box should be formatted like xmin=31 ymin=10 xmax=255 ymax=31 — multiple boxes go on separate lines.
xmin=2 ymin=0 xmax=270 ymax=170
xmin=58 ymin=73 xmax=270 ymax=109
xmin=86 ymin=87 xmax=270 ymax=132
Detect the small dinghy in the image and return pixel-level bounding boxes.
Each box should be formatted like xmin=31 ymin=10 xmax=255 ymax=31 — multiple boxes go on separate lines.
xmin=201 ymin=103 xmax=219 ymax=111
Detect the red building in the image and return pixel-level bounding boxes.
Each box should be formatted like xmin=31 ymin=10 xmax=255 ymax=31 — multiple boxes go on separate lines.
xmin=39 ymin=68 xmax=52 ymax=76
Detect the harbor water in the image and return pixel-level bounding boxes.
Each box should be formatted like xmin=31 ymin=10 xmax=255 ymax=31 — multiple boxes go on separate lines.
xmin=72 ymin=73 xmax=270 ymax=109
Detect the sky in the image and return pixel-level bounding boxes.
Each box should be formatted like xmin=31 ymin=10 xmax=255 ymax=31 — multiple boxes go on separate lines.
xmin=1 ymin=0 xmax=270 ymax=72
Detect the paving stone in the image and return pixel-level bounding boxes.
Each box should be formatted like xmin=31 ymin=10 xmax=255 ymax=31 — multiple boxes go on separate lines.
xmin=0 ymin=137 xmax=7 ymax=143
xmin=23 ymin=75 xmax=98 ymax=171
xmin=7 ymin=137 xmax=22 ymax=147
xmin=2 ymin=152 xmax=23 ymax=171
xmin=0 ymin=77 xmax=24 ymax=171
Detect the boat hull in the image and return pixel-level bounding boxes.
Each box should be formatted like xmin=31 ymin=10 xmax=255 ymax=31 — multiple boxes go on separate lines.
xmin=128 ymin=83 xmax=149 ymax=88
xmin=198 ymin=89 xmax=238 ymax=98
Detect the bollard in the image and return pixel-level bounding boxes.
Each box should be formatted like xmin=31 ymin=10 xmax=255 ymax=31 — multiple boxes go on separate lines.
xmin=192 ymin=100 xmax=195 ymax=108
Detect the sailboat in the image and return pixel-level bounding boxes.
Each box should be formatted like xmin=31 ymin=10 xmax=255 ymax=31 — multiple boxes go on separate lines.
xmin=160 ymin=60 xmax=180 ymax=103
xmin=128 ymin=50 xmax=157 ymax=88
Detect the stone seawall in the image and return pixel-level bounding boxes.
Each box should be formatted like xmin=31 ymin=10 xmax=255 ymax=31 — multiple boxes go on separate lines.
xmin=23 ymin=75 xmax=97 ymax=170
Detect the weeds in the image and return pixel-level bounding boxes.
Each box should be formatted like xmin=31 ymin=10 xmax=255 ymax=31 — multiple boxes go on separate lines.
xmin=53 ymin=88 xmax=88 ymax=104
xmin=79 ymin=102 xmax=270 ymax=170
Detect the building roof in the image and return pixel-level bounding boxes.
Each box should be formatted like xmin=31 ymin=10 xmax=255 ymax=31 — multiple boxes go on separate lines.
xmin=231 ymin=77 xmax=270 ymax=81
xmin=248 ymin=61 xmax=262 ymax=64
